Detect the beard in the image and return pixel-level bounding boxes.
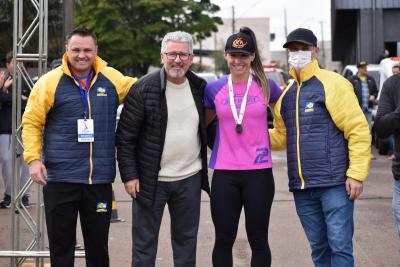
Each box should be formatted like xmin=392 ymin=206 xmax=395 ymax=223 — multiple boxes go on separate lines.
xmin=167 ymin=70 xmax=185 ymax=78
xmin=166 ymin=62 xmax=185 ymax=78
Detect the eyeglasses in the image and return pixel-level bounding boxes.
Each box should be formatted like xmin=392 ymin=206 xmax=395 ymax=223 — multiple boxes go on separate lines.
xmin=164 ymin=52 xmax=192 ymax=61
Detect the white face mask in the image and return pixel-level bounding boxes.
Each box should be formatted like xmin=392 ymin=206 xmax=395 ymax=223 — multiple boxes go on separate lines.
xmin=288 ymin=50 xmax=312 ymax=70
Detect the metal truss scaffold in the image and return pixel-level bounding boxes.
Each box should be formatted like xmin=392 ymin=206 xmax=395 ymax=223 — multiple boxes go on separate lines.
xmin=0 ymin=0 xmax=47 ymax=266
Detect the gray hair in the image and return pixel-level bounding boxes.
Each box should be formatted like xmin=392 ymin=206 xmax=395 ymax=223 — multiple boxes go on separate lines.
xmin=160 ymin=31 xmax=193 ymax=54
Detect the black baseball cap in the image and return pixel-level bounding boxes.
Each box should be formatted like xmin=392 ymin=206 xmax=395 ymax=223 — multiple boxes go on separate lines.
xmin=357 ymin=60 xmax=367 ymax=68
xmin=283 ymin=28 xmax=318 ymax=48
xmin=225 ymin=32 xmax=255 ymax=54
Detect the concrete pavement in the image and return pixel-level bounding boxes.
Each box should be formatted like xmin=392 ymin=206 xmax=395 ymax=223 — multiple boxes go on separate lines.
xmin=0 ymin=149 xmax=399 ymax=266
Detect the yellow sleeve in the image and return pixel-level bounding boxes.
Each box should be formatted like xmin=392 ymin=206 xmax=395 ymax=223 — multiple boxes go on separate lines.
xmin=269 ymin=90 xmax=288 ymax=151
xmin=319 ymin=71 xmax=371 ymax=181
xmin=102 ymin=67 xmax=137 ymax=103
xmin=22 ymin=71 xmax=58 ymax=164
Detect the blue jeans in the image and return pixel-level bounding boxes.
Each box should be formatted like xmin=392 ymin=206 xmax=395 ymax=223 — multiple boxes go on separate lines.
xmin=363 ymin=109 xmax=372 ymax=126
xmin=0 ymin=134 xmax=30 ymax=196
xmin=393 ymin=179 xmax=400 ymax=239
xmin=388 ymin=135 xmax=396 ymax=155
xmin=293 ymin=185 xmax=354 ymax=267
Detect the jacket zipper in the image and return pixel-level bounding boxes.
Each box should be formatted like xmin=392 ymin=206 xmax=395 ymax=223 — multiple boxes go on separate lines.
xmin=295 ymin=81 xmax=305 ymax=189
xmin=87 ymin=92 xmax=93 ymax=185
xmin=87 ymin=76 xmax=96 ymax=185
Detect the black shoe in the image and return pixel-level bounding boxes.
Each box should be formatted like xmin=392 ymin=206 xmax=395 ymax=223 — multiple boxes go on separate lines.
xmin=21 ymin=195 xmax=30 ymax=208
xmin=0 ymin=194 xmax=11 ymax=209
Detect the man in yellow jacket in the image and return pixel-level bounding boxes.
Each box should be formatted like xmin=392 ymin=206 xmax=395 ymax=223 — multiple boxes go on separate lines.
xmin=22 ymin=28 xmax=136 ymax=267
xmin=269 ymin=28 xmax=371 ymax=267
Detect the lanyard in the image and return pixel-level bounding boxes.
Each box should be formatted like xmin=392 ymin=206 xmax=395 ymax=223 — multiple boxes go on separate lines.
xmin=72 ymin=71 xmax=93 ymax=119
xmin=228 ymin=74 xmax=252 ymax=132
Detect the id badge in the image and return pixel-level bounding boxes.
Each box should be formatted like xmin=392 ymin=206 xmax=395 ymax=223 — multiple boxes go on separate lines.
xmin=77 ymin=119 xmax=94 ymax=142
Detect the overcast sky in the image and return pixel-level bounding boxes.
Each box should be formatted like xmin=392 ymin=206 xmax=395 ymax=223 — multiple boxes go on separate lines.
xmin=210 ymin=0 xmax=331 ymax=50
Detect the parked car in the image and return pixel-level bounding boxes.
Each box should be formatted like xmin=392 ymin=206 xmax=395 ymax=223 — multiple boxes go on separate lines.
xmin=342 ymin=59 xmax=400 ymax=154
xmin=377 ymin=57 xmax=400 ymax=99
xmin=342 ymin=64 xmax=380 ymax=86
xmin=263 ymin=63 xmax=287 ymax=90
xmin=342 ymin=63 xmax=384 ymax=152
xmin=341 ymin=64 xmax=380 ymax=121
xmin=262 ymin=63 xmax=286 ymax=128
xmin=196 ymin=72 xmax=218 ymax=82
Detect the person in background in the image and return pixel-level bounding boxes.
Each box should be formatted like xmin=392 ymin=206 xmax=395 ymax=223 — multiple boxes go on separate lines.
xmin=0 ymin=50 xmax=31 ymax=208
xmin=379 ymin=49 xmax=390 ymax=62
xmin=386 ymin=64 xmax=400 ymax=161
xmin=348 ymin=60 xmax=378 ymax=160
xmin=374 ymin=63 xmax=400 ymax=242
xmin=204 ymin=27 xmax=282 ymax=267
xmin=22 ymin=28 xmax=136 ymax=267
xmin=270 ymin=28 xmax=371 ymax=267
xmin=393 ymin=65 xmax=400 ymax=75
xmin=348 ymin=60 xmax=378 ymax=125
xmin=49 ymin=58 xmax=62 ymax=70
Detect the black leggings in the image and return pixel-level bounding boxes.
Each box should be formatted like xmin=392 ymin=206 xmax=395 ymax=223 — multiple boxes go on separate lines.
xmin=211 ymin=168 xmax=275 ymax=267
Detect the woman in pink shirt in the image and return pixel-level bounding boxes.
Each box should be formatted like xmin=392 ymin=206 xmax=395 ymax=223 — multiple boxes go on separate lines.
xmin=204 ymin=27 xmax=282 ymax=267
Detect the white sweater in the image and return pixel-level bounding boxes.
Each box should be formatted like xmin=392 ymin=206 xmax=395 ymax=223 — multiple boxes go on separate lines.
xmin=158 ymin=79 xmax=202 ymax=181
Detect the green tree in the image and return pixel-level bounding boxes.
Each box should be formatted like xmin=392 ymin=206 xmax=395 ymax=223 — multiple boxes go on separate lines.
xmin=0 ymin=0 xmax=14 ymax=60
xmin=212 ymin=50 xmax=229 ymax=75
xmin=0 ymin=0 xmax=64 ymax=65
xmin=75 ymin=0 xmax=222 ymax=76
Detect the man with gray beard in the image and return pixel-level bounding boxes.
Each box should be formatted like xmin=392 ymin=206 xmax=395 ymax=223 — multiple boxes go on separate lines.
xmin=116 ymin=31 xmax=210 ymax=267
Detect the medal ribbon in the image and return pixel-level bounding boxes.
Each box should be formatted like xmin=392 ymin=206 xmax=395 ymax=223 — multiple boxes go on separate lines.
xmin=228 ymin=74 xmax=253 ymax=127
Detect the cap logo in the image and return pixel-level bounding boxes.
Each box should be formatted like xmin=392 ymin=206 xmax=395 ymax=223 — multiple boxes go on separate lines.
xmin=232 ymin=37 xmax=247 ymax=49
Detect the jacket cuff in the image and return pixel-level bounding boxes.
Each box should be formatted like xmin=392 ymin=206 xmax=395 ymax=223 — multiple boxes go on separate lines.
xmin=346 ymin=170 xmax=367 ymax=182
xmin=120 ymin=170 xmax=139 ymax=183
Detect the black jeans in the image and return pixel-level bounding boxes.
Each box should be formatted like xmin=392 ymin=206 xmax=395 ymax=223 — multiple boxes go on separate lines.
xmin=131 ymin=172 xmax=202 ymax=267
xmin=211 ymin=168 xmax=275 ymax=267
xmin=43 ymin=182 xmax=112 ymax=267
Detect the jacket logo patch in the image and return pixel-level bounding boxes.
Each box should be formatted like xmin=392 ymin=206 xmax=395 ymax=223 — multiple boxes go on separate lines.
xmin=305 ymin=102 xmax=314 ymax=112
xmin=96 ymin=87 xmax=108 ymax=96
xmin=96 ymin=202 xmax=108 ymax=212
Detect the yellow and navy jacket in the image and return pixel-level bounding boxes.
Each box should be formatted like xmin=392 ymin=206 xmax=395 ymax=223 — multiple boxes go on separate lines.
xmin=22 ymin=54 xmax=136 ymax=184
xmin=269 ymin=60 xmax=371 ymax=190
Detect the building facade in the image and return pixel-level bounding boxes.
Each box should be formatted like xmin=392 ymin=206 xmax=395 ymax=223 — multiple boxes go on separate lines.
xmin=332 ymin=0 xmax=400 ymax=66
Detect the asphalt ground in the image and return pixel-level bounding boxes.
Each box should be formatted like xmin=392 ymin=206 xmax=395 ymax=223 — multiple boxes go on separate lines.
xmin=0 ymin=148 xmax=399 ymax=266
